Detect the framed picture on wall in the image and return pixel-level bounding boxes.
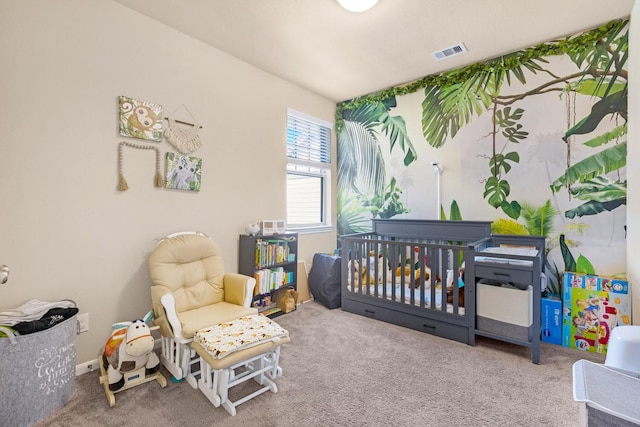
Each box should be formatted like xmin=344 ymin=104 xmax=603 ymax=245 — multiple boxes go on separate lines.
xmin=165 ymin=152 xmax=202 ymax=192
xmin=118 ymin=96 xmax=163 ymax=142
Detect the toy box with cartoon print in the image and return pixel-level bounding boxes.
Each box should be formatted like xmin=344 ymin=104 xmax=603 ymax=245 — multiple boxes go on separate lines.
xmin=561 ymin=272 xmax=632 ymax=354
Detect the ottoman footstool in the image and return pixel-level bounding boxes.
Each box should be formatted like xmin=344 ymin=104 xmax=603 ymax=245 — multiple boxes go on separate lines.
xmin=192 ymin=315 xmax=291 ymax=416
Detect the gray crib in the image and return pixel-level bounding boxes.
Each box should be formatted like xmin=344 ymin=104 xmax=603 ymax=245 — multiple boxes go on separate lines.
xmin=341 ymin=218 xmax=546 ymax=363
xmin=341 ymin=219 xmax=493 ymax=345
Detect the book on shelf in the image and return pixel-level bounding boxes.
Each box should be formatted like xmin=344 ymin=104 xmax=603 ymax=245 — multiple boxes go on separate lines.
xmin=254 ymin=239 xmax=291 ymax=269
xmin=259 ymin=306 xmax=281 ymax=317
xmin=285 ymin=271 xmax=294 ymax=285
xmin=254 ymin=267 xmax=287 ymax=295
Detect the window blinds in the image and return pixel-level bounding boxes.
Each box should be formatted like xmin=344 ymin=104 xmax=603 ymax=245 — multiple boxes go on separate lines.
xmin=286 ymin=111 xmax=331 ymax=165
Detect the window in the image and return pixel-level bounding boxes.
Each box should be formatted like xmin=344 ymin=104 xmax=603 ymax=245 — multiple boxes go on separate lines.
xmin=286 ymin=109 xmax=332 ymax=230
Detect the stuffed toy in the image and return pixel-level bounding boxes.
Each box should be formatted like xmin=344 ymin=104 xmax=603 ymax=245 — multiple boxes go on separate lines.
xmin=392 ymin=265 xmax=434 ymax=288
xmin=102 ymin=310 xmax=161 ymax=391
xmin=348 ymin=259 xmax=364 ymax=283
xmin=446 ymin=267 xmax=465 ymax=307
xmin=348 ymin=253 xmax=386 ymax=289
xmin=362 ymin=252 xmax=385 ymax=285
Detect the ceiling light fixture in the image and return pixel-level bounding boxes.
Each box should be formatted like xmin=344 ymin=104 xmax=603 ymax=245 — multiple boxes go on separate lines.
xmin=337 ymin=0 xmax=379 ymax=13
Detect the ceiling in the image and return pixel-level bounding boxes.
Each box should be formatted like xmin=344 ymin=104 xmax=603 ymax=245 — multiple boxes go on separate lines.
xmin=114 ymin=0 xmax=635 ymax=103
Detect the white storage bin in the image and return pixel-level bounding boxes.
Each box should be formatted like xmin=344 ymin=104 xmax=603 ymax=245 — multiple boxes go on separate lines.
xmin=573 ymin=359 xmax=640 ymax=426
xmin=477 ymin=282 xmax=532 ymax=341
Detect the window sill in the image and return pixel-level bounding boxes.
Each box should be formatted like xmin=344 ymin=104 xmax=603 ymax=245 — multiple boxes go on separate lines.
xmin=287 ymin=225 xmax=335 ymax=235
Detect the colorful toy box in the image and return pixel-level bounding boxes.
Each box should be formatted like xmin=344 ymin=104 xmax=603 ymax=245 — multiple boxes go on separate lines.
xmin=561 ymin=272 xmax=632 ymax=354
xmin=541 ymin=295 xmax=562 ymax=345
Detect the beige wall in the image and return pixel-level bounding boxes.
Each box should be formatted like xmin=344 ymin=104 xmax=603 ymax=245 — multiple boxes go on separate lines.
xmin=0 ymin=0 xmax=336 ymax=363
xmin=1 ymin=1 xmax=637 ymax=367
xmin=629 ymin=3 xmax=639 ymax=326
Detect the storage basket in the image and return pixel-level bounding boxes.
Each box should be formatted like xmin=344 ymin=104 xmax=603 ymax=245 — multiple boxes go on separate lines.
xmin=0 ymin=315 xmax=77 ymax=427
xmin=573 ymin=359 xmax=640 ymax=426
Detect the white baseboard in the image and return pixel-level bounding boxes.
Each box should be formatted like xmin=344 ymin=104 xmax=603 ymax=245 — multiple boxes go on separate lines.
xmin=76 ymin=358 xmax=100 ymax=376
xmin=76 ymin=338 xmax=162 ymax=376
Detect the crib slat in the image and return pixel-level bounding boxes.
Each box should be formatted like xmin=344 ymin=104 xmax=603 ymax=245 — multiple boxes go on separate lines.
xmin=449 ymin=248 xmax=458 ymax=314
xmin=343 ymin=233 xmax=471 ymax=317
xmin=430 ymin=246 xmax=437 ymax=310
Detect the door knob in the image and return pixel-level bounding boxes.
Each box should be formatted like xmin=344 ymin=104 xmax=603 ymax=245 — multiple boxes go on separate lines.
xmin=0 ymin=265 xmax=9 ymax=284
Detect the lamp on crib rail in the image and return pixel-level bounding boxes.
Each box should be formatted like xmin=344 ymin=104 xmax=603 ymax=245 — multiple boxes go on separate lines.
xmin=431 ymin=161 xmax=443 ymax=174
xmin=431 ymin=162 xmax=443 ymax=220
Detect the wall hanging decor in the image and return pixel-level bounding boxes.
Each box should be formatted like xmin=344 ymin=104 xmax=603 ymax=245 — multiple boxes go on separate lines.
xmin=117 ymin=141 xmax=164 ymax=191
xmin=163 ymin=104 xmax=203 ymax=154
xmin=165 ymin=152 xmax=202 ymax=192
xmin=118 ymin=96 xmax=163 ymax=142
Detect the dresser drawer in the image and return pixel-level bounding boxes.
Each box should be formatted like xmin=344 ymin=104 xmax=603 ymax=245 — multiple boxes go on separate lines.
xmin=475 ymin=265 xmax=533 ymax=285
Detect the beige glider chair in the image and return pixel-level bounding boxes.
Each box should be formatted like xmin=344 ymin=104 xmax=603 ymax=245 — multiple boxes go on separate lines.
xmin=149 ymin=232 xmax=257 ymax=388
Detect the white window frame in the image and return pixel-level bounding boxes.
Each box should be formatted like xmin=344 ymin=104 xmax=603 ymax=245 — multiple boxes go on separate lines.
xmin=286 ymin=108 xmax=333 ymax=233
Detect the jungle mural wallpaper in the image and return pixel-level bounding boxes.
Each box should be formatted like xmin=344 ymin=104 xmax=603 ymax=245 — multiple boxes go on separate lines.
xmin=336 ymin=20 xmax=628 ymax=294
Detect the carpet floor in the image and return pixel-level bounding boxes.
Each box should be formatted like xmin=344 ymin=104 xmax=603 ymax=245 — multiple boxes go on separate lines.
xmin=37 ymin=301 xmax=604 ymax=426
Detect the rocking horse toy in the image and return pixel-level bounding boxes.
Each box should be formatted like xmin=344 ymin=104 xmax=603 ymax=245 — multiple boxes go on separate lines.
xmin=99 ymin=310 xmax=167 ymax=407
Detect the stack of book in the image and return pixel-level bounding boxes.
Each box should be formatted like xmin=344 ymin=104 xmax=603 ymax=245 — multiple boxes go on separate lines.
xmin=253 ymin=267 xmax=294 ymax=295
xmin=254 ymin=239 xmax=291 ymax=269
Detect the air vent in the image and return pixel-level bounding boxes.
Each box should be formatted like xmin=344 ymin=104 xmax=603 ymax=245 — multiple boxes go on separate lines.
xmin=432 ymin=43 xmax=467 ymax=61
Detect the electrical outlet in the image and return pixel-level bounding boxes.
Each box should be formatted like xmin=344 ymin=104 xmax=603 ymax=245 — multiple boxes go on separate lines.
xmin=77 ymin=313 xmax=89 ymax=333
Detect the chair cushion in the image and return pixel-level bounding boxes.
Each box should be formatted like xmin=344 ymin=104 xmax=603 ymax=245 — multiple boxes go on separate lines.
xmin=179 ymin=302 xmax=258 ymax=339
xmin=149 ymin=234 xmax=226 ymax=313
xmin=193 ymin=314 xmax=289 ymax=359
xmin=192 ymin=337 xmax=290 ymax=371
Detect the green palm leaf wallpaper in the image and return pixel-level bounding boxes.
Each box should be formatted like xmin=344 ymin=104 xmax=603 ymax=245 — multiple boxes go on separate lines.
xmin=337 ymin=20 xmax=628 ymax=285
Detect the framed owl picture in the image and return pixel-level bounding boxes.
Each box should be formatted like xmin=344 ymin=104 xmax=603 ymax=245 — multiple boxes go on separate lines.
xmin=118 ymin=96 xmax=163 ymax=142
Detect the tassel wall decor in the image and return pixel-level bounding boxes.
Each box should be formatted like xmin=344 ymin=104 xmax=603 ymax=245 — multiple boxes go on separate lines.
xmin=117 ymin=141 xmax=163 ymax=191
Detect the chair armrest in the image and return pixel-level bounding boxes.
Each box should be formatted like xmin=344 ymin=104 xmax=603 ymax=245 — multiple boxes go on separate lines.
xmin=223 ymin=273 xmax=256 ymax=307
xmin=158 ymin=293 xmax=189 ymax=344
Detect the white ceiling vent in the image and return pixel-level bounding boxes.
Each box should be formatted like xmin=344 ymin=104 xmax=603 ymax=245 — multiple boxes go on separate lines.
xmin=432 ymin=43 xmax=467 ymax=61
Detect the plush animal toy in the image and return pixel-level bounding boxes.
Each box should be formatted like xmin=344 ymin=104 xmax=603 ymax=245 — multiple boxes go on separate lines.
xmin=102 ymin=310 xmax=161 ymax=391
xmin=347 ymin=259 xmax=364 ymax=289
xmin=361 ymin=252 xmax=384 ymax=285
xmin=446 ymin=267 xmax=465 ymax=307
xmin=349 ymin=254 xmax=385 ymax=288
xmin=393 ymin=266 xmax=434 ymax=288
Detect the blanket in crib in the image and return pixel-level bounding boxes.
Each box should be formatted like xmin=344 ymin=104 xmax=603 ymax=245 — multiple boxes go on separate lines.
xmin=194 ymin=314 xmax=289 ymax=359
